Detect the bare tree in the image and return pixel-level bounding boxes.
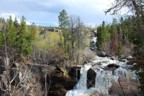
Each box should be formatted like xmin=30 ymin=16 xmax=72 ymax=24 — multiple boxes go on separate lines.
xmin=69 ymin=16 xmax=91 ymax=64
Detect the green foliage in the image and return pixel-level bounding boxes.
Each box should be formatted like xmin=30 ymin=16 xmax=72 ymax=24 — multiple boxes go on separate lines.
xmin=58 ymin=9 xmax=71 ymax=55
xmin=14 ymin=17 xmax=19 ymax=28
xmin=46 ymin=32 xmax=62 ymax=49
xmin=16 ymin=16 xmax=33 ymax=56
xmin=96 ymin=21 xmax=111 ymax=50
xmin=29 ymin=23 xmax=40 ymax=40
xmin=58 ymin=9 xmax=70 ymax=29
xmin=34 ymin=32 xmax=62 ymax=51
xmin=96 ymin=26 xmax=103 ymax=49
xmin=0 ymin=31 xmax=3 ymax=46
xmin=58 ymin=10 xmax=91 ymax=63
xmin=96 ymin=17 xmax=135 ymax=56
xmin=117 ymin=42 xmax=123 ymax=56
xmin=7 ymin=16 xmax=17 ymax=47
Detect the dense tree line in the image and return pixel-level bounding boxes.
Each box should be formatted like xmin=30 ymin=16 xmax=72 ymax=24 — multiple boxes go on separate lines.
xmin=96 ymin=17 xmax=137 ymax=57
xmin=97 ymin=0 xmax=144 ymax=57
xmin=0 ymin=16 xmax=35 ymax=61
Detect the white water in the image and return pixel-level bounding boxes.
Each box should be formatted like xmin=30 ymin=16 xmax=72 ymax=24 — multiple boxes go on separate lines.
xmin=66 ymin=56 xmax=135 ymax=96
xmin=91 ymin=37 xmax=97 ymax=43
xmin=76 ymin=64 xmax=91 ymax=90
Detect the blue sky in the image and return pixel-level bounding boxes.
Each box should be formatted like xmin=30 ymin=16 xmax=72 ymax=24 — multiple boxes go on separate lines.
xmin=0 ymin=0 xmax=115 ymax=26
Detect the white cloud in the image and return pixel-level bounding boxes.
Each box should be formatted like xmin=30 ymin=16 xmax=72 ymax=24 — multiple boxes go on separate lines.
xmin=0 ymin=13 xmax=16 ymax=20
xmin=0 ymin=13 xmax=31 ymax=25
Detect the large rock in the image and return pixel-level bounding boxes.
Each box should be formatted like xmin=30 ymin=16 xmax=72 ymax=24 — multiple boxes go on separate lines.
xmin=87 ymin=68 xmax=96 ymax=89
xmin=104 ymin=64 xmax=119 ymax=74
xmin=107 ymin=64 xmax=119 ymax=69
xmin=91 ymin=91 xmax=101 ymax=96
xmin=48 ymin=67 xmax=77 ymax=96
xmin=68 ymin=67 xmax=81 ymax=81
xmin=109 ymin=77 xmax=139 ymax=96
xmin=97 ymin=51 xmax=109 ymax=57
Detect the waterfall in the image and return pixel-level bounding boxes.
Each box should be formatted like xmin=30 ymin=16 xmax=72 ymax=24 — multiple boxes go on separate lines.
xmin=66 ymin=56 xmax=136 ymax=96
xmin=95 ymin=70 xmax=112 ymax=94
xmin=66 ymin=65 xmax=92 ymax=96
xmin=76 ymin=64 xmax=91 ymax=89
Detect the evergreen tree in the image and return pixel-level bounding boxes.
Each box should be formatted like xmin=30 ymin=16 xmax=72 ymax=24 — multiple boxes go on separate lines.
xmin=58 ymin=9 xmax=70 ymax=57
xmin=96 ymin=21 xmax=111 ymax=51
xmin=7 ymin=16 xmax=16 ymax=47
xmin=16 ymin=16 xmax=32 ymax=57
xmin=58 ymin=9 xmax=70 ymax=29
xmin=14 ymin=17 xmax=19 ymax=28
xmin=117 ymin=41 xmax=122 ymax=56
xmin=96 ymin=26 xmax=103 ymax=50
xmin=0 ymin=18 xmax=4 ymax=46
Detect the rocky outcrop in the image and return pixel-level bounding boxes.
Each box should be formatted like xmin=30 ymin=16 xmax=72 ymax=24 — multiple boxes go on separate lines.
xmin=47 ymin=66 xmax=77 ymax=96
xmin=68 ymin=67 xmax=81 ymax=81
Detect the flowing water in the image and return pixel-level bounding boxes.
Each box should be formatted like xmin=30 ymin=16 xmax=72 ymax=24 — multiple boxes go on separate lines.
xmin=66 ymin=56 xmax=135 ymax=96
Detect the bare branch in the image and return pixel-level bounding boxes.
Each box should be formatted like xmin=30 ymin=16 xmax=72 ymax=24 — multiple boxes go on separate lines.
xmin=16 ymin=64 xmax=33 ymax=88
xmin=105 ymin=0 xmax=124 ymax=14
xmin=10 ymin=72 xmax=19 ymax=84
xmin=0 ymin=80 xmax=7 ymax=92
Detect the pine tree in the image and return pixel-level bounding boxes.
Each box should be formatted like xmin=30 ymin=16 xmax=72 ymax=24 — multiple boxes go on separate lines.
xmin=7 ymin=16 xmax=16 ymax=47
xmin=0 ymin=18 xmax=4 ymax=46
xmin=58 ymin=9 xmax=70 ymax=57
xmin=117 ymin=42 xmax=122 ymax=56
xmin=16 ymin=16 xmax=32 ymax=57
xmin=96 ymin=21 xmax=110 ymax=51
xmin=58 ymin=9 xmax=70 ymax=29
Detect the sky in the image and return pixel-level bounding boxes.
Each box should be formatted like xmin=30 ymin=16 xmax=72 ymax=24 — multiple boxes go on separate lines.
xmin=0 ymin=0 xmax=115 ymax=26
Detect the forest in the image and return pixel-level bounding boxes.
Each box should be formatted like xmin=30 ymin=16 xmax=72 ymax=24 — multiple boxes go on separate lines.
xmin=0 ymin=0 xmax=144 ymax=96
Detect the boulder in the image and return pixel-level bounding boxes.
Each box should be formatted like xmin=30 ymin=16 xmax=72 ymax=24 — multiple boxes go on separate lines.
xmin=48 ymin=67 xmax=77 ymax=96
xmin=127 ymin=56 xmax=133 ymax=59
xmin=87 ymin=68 xmax=96 ymax=89
xmin=109 ymin=78 xmax=139 ymax=96
xmin=97 ymin=51 xmax=107 ymax=57
xmin=68 ymin=67 xmax=81 ymax=81
xmin=91 ymin=91 xmax=101 ymax=96
xmin=107 ymin=64 xmax=119 ymax=68
xmin=105 ymin=64 xmax=119 ymax=74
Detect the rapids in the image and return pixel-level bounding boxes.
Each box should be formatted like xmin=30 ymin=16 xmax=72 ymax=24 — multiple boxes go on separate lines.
xmin=66 ymin=56 xmax=136 ymax=96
